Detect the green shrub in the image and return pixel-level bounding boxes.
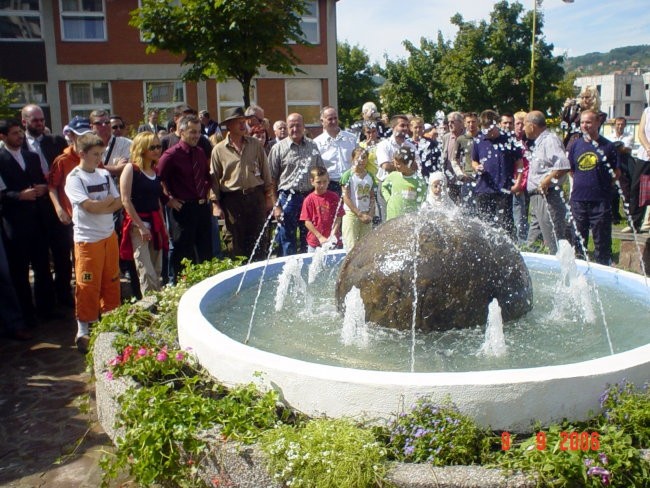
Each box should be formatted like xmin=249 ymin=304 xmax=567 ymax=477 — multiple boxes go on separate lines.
xmin=386 ymin=397 xmax=486 ymax=465
xmin=261 ymin=418 xmax=389 ymax=488
xmin=599 ymin=381 xmax=650 ymax=448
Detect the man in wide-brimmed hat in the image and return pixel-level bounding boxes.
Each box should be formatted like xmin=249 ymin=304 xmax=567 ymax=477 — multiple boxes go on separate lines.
xmin=210 ymin=107 xmax=274 ymax=259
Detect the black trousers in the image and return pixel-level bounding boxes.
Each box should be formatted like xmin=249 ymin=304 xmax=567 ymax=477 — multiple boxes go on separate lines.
xmin=167 ymin=200 xmax=212 ymax=282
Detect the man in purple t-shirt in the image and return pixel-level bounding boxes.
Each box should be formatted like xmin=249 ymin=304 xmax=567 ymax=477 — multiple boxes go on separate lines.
xmin=568 ymin=110 xmax=620 ymax=265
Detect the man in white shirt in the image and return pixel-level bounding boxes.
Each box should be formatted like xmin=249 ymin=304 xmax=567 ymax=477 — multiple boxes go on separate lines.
xmin=314 ymin=106 xmax=356 ymax=194
xmin=90 ymin=109 xmax=131 ymax=177
xmin=375 ymin=114 xmax=418 ymax=221
xmin=524 ymin=110 xmax=570 ymax=254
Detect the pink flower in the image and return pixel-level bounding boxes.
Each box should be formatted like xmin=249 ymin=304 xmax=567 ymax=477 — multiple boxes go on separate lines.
xmin=109 ymin=356 xmax=122 ymax=366
xmin=175 ymin=352 xmax=185 ymax=361
xmin=156 ymin=349 xmax=168 ymax=362
xmin=105 ymin=370 xmax=114 ymax=380
xmin=138 ymin=347 xmax=148 ymax=357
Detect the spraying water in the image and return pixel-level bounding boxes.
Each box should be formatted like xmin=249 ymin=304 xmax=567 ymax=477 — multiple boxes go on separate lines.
xmin=341 ymin=286 xmax=369 ymax=347
xmin=478 ymin=299 xmax=507 ymax=357
xmin=274 ymin=256 xmax=306 ymax=312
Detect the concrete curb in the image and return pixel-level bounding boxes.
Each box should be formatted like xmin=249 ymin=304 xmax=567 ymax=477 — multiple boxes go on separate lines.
xmin=93 ymin=332 xmax=537 ymax=488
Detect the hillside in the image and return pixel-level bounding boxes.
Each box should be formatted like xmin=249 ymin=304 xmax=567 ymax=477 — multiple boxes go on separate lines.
xmin=564 ymin=45 xmax=650 ymax=75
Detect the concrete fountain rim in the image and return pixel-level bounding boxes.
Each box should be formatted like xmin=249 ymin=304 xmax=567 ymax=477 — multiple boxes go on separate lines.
xmin=178 ymin=251 xmax=650 ymax=431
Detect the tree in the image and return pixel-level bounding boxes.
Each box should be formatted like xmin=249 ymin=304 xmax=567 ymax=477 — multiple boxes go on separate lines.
xmin=336 ymin=42 xmax=378 ymax=127
xmin=131 ymin=0 xmax=309 ymax=108
xmin=379 ymin=1 xmax=565 ymax=116
xmin=380 ymin=35 xmax=448 ymax=121
xmin=0 ymin=78 xmax=19 ymax=119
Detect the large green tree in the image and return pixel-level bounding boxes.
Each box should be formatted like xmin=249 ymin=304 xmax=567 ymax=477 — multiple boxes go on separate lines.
xmin=130 ymin=0 xmax=309 ymax=107
xmin=336 ymin=42 xmax=378 ymax=127
xmin=380 ymin=1 xmax=565 ymax=116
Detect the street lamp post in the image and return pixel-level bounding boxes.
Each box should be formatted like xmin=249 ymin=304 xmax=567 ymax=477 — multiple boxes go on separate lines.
xmin=529 ymin=0 xmax=574 ymax=111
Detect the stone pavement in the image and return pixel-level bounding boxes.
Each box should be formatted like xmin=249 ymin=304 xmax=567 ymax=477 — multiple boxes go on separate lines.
xmin=0 ymin=308 xmax=110 ymax=488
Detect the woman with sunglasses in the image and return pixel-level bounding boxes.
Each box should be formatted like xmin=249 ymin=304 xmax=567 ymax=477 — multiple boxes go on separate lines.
xmin=119 ymin=132 xmax=168 ymax=294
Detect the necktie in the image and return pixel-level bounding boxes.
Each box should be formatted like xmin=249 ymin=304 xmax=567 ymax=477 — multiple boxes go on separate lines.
xmin=31 ymin=137 xmax=49 ymax=176
xmin=192 ymin=148 xmax=205 ymax=198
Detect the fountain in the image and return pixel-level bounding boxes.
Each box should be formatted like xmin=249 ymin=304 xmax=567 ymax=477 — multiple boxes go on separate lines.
xmin=178 ymin=212 xmax=650 ymax=433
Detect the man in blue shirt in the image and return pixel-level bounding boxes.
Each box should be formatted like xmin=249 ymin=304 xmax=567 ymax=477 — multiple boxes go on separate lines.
xmin=568 ymin=110 xmax=620 ymax=265
xmin=471 ymin=110 xmax=524 ymax=238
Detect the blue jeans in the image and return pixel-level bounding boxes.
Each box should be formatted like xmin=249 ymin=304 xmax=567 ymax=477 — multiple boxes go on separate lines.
xmin=512 ymin=191 xmax=530 ymax=243
xmin=276 ymin=192 xmax=308 ymax=256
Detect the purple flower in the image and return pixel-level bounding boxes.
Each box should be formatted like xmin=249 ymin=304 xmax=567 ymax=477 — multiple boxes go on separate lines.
xmin=584 ymin=458 xmax=593 ymax=467
xmin=587 ymin=466 xmax=610 ymax=478
xmin=175 ymin=352 xmax=185 ymax=361
xmin=138 ymin=347 xmax=147 ymax=357
xmin=404 ymin=445 xmax=415 ymax=456
xmin=598 ymin=453 xmax=608 ymax=465
xmin=414 ymin=428 xmax=425 ymax=438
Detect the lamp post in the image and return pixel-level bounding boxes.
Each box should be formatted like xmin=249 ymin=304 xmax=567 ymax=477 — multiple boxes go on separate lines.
xmin=529 ymin=0 xmax=574 ymax=111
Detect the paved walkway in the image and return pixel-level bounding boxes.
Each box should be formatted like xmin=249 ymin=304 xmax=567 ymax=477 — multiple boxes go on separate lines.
xmin=0 ymin=308 xmax=110 ymax=487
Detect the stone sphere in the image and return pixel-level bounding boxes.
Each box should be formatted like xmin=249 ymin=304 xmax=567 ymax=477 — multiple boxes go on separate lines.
xmin=335 ymin=208 xmax=533 ymax=332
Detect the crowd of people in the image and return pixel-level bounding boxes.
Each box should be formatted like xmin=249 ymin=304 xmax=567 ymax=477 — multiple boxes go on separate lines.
xmin=1 ymin=90 xmax=649 ymax=348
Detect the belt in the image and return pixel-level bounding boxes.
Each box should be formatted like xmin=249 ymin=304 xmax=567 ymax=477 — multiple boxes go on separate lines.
xmin=228 ymin=186 xmax=262 ymax=195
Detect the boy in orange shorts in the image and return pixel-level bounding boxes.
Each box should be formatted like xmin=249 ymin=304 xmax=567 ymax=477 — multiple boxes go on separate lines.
xmin=64 ymin=133 xmax=122 ymax=352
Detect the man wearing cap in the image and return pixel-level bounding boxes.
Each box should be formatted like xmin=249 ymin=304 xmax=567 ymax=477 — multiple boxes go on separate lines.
xmin=269 ymin=113 xmax=325 ymax=255
xmin=48 ymin=116 xmax=94 ymax=305
xmin=211 ymin=107 xmax=274 ymax=259
xmin=0 ymin=119 xmax=56 ymax=326
xmin=158 ymin=114 xmax=213 ymax=282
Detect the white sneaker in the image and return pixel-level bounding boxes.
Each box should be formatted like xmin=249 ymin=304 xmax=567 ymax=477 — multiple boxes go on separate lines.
xmin=620 ymin=226 xmax=633 ymax=233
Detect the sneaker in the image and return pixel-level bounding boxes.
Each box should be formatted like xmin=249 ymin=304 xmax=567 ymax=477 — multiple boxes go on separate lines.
xmin=620 ymin=226 xmax=633 ymax=233
xmin=75 ymin=335 xmax=90 ymax=354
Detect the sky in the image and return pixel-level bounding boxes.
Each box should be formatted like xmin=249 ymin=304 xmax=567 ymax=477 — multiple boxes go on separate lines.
xmin=336 ymin=0 xmax=650 ymax=66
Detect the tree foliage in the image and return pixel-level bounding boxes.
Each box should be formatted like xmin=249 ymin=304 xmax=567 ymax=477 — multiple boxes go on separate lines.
xmin=130 ymin=0 xmax=309 ymax=107
xmin=379 ymin=1 xmax=565 ymax=118
xmin=0 ymin=78 xmax=19 ymax=119
xmin=336 ymin=42 xmax=379 ymax=127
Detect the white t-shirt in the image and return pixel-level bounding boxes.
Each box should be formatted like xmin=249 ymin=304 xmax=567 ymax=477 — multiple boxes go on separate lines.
xmin=341 ymin=171 xmax=373 ymax=213
xmin=65 ymin=166 xmax=119 ymax=243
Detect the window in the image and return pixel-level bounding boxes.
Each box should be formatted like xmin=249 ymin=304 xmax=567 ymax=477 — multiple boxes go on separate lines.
xmin=143 ymin=80 xmax=186 ymax=121
xmin=286 ymin=79 xmax=321 ymax=126
xmin=625 ymin=84 xmax=631 ymax=97
xmin=217 ymin=79 xmax=256 ymax=123
xmin=9 ymin=82 xmax=47 ymax=105
xmin=60 ymin=0 xmax=105 ymax=41
xmin=624 ymin=103 xmax=631 ymax=117
xmin=0 ymin=0 xmax=41 ymax=40
xmin=67 ymin=81 xmax=110 ymax=118
xmin=298 ymin=0 xmax=319 ymax=44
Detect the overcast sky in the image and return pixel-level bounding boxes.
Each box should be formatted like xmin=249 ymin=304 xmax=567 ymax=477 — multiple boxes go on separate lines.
xmin=336 ymin=0 xmax=650 ymax=66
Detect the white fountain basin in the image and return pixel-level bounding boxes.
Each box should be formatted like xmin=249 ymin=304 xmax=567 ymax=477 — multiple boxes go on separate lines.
xmin=178 ymin=251 xmax=650 ymax=432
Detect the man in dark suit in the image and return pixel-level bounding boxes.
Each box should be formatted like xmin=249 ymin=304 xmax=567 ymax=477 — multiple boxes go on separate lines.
xmin=137 ymin=108 xmax=165 ymax=134
xmin=0 ymin=119 xmax=56 ymax=326
xmin=21 ymin=104 xmax=74 ymax=307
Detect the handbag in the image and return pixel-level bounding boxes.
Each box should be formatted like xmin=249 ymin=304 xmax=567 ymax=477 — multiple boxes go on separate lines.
xmin=640 ymin=174 xmax=650 ymax=207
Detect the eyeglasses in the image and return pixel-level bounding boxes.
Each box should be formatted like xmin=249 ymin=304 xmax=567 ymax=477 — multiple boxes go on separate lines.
xmin=111 ymin=124 xmax=125 ymax=130
xmin=92 ymin=121 xmax=111 ymax=126
xmin=148 ymin=144 xmax=162 ymax=151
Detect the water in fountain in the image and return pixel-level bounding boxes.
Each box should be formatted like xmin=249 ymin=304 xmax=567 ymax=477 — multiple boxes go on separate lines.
xmin=341 ymin=286 xmax=369 ymax=347
xmin=477 ymin=298 xmax=507 ymax=357
xmin=552 ymin=240 xmax=596 ymax=323
xmin=274 ymin=256 xmax=306 ymax=312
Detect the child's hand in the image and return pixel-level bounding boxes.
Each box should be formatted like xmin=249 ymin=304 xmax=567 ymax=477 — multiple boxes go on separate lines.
xmin=359 ymin=213 xmax=372 ymax=224
xmin=318 ymin=235 xmax=329 ymax=245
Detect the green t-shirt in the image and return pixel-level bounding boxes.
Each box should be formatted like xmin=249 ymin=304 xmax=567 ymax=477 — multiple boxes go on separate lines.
xmin=380 ymin=171 xmax=427 ymax=220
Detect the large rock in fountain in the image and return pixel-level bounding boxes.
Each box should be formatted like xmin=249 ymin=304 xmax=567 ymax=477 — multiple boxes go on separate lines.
xmin=335 ymin=208 xmax=533 ymax=331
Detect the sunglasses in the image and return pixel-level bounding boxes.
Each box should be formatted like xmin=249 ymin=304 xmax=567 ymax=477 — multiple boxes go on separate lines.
xmin=112 ymin=124 xmax=125 ymax=130
xmin=148 ymin=144 xmax=162 ymax=151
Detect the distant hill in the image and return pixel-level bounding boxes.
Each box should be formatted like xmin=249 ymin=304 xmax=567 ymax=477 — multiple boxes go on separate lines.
xmin=564 ymin=45 xmax=650 ymax=75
